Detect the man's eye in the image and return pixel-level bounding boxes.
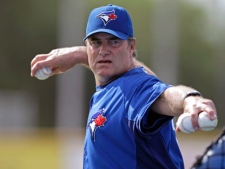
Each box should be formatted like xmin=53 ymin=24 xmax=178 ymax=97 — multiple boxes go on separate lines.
xmin=109 ymin=39 xmax=121 ymax=47
xmin=91 ymin=41 xmax=101 ymax=47
xmin=91 ymin=41 xmax=100 ymax=45
xmin=110 ymin=40 xmax=119 ymax=44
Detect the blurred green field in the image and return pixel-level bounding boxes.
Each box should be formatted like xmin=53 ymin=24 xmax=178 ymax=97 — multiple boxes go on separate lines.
xmin=0 ymin=130 xmax=60 ymax=169
xmin=0 ymin=128 xmax=222 ymax=169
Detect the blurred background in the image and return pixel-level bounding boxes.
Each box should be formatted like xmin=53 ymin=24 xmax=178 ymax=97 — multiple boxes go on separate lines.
xmin=0 ymin=0 xmax=225 ymax=168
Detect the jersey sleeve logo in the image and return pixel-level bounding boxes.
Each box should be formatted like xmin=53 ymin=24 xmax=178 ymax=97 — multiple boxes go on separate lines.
xmin=96 ymin=10 xmax=117 ymax=26
xmin=89 ymin=109 xmax=107 ymax=141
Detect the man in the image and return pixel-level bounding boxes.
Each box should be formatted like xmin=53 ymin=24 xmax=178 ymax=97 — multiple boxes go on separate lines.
xmin=31 ymin=4 xmax=217 ymax=169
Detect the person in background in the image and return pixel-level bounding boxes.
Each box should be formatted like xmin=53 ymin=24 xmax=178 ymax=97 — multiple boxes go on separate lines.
xmin=191 ymin=127 xmax=225 ymax=169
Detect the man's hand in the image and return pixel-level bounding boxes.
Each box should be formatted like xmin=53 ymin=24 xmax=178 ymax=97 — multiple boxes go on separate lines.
xmin=180 ymin=96 xmax=217 ymax=131
xmin=151 ymin=85 xmax=217 ymax=132
xmin=30 ymin=46 xmax=88 ymax=77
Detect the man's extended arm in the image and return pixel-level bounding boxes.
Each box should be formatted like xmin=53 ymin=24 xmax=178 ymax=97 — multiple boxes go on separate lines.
xmin=30 ymin=46 xmax=156 ymax=77
xmin=30 ymin=46 xmax=217 ymax=132
xmin=151 ymin=85 xmax=217 ymax=131
xmin=31 ymin=46 xmax=88 ymax=76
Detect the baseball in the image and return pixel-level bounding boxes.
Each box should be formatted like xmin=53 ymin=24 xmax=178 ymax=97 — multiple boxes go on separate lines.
xmin=35 ymin=67 xmax=52 ymax=80
xmin=176 ymin=113 xmax=195 ymax=133
xmin=198 ymin=112 xmax=218 ymax=131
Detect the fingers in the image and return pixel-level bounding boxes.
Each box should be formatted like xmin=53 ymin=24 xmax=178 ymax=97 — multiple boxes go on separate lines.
xmin=30 ymin=48 xmax=61 ymax=77
xmin=30 ymin=53 xmax=54 ymax=77
xmin=30 ymin=53 xmax=51 ymax=67
xmin=202 ymin=99 xmax=217 ymax=120
xmin=183 ymin=96 xmax=217 ymax=132
xmin=175 ymin=126 xmax=181 ymax=132
xmin=190 ymin=113 xmax=200 ymax=131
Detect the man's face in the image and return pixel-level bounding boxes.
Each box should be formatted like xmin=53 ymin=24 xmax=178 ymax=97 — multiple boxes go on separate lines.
xmin=86 ymin=33 xmax=135 ymax=86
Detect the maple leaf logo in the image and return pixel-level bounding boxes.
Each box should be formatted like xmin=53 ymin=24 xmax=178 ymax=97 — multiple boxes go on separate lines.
xmin=94 ymin=114 xmax=107 ymax=126
xmin=96 ymin=10 xmax=117 ymax=26
xmin=89 ymin=109 xmax=107 ymax=141
xmin=108 ymin=13 xmax=117 ymax=20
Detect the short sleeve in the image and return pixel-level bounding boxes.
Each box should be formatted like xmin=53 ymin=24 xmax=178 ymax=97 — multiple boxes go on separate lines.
xmin=127 ymin=79 xmax=172 ymax=134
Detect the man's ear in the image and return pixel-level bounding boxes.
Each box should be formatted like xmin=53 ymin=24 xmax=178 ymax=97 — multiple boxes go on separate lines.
xmin=129 ymin=39 xmax=136 ymax=55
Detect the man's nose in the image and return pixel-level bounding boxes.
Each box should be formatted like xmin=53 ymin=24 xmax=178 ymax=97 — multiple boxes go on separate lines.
xmin=99 ymin=43 xmax=110 ymax=56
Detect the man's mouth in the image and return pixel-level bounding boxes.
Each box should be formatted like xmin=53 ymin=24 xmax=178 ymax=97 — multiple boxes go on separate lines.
xmin=98 ymin=60 xmax=112 ymax=64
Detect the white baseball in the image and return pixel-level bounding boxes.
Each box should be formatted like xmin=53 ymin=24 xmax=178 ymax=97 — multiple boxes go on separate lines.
xmin=198 ymin=112 xmax=218 ymax=131
xmin=35 ymin=67 xmax=52 ymax=80
xmin=176 ymin=113 xmax=195 ymax=133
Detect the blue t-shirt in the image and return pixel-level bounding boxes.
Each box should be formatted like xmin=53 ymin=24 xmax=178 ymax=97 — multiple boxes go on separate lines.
xmin=83 ymin=67 xmax=184 ymax=169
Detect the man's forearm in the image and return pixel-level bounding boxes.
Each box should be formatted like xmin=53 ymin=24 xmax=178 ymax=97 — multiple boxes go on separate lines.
xmin=69 ymin=46 xmax=89 ymax=67
xmin=151 ymin=85 xmax=202 ymax=117
xmin=164 ymin=86 xmax=200 ymax=115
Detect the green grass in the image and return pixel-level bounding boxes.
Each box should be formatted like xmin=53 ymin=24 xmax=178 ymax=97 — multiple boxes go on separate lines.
xmin=0 ymin=130 xmax=60 ymax=169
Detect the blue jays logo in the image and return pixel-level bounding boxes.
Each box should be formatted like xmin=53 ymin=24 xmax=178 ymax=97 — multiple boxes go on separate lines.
xmin=96 ymin=10 xmax=117 ymax=26
xmin=89 ymin=109 xmax=107 ymax=141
